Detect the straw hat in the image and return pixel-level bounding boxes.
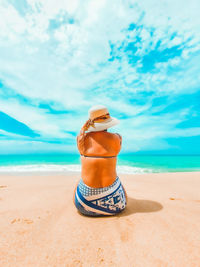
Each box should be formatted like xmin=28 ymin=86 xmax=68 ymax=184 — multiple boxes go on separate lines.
xmin=86 ymin=105 xmax=119 ymax=132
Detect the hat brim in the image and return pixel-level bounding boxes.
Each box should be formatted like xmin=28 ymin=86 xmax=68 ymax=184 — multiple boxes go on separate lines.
xmin=87 ymin=117 xmax=119 ymax=132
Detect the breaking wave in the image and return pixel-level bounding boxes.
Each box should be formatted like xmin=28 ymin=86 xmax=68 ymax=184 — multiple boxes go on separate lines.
xmin=0 ymin=164 xmax=154 ymax=174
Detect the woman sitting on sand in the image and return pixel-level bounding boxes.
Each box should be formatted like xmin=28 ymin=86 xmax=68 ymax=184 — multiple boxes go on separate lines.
xmin=73 ymin=105 xmax=127 ymax=216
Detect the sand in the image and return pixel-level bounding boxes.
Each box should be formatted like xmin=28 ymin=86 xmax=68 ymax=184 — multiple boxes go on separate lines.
xmin=0 ymin=171 xmax=200 ymax=267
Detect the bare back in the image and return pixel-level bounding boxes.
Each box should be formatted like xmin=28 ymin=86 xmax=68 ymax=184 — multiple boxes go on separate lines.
xmin=77 ymin=131 xmax=122 ymax=188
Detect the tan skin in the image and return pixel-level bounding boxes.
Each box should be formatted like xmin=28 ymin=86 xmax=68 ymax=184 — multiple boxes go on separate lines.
xmin=73 ymin=130 xmax=127 ymax=203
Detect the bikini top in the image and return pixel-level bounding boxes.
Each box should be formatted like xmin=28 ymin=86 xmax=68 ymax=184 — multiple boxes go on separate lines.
xmin=80 ymin=154 xmax=117 ymax=158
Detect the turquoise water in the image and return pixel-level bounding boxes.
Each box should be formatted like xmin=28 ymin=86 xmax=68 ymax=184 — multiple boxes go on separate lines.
xmin=0 ymin=154 xmax=200 ymax=173
xmin=0 ymin=154 xmax=80 ymax=166
xmin=118 ymin=154 xmax=200 ymax=172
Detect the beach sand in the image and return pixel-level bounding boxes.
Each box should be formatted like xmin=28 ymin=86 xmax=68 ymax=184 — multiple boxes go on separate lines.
xmin=0 ymin=172 xmax=200 ymax=267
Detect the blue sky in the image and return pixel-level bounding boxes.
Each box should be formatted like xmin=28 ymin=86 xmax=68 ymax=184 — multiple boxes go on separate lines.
xmin=0 ymin=0 xmax=200 ymax=154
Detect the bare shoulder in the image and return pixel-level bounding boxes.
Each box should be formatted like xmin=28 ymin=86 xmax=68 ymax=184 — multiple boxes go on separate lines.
xmin=114 ymin=133 xmax=122 ymax=146
xmin=76 ymin=134 xmax=83 ymax=142
xmin=114 ymin=133 xmax=122 ymax=140
xmin=77 ymin=132 xmax=90 ymax=140
xmin=102 ymin=131 xmax=121 ymax=139
xmin=81 ymin=131 xmax=121 ymax=141
xmin=105 ymin=132 xmax=122 ymax=146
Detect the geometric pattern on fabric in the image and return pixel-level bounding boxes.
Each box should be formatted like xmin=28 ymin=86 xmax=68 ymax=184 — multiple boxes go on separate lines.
xmin=75 ymin=176 xmax=127 ymax=217
xmin=78 ymin=177 xmax=119 ymax=196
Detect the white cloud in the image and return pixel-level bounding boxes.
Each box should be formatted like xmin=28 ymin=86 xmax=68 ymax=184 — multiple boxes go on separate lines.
xmin=138 ymin=0 xmax=200 ymax=50
xmin=0 ymin=0 xmax=200 ymax=153
xmin=0 ymin=98 xmax=76 ymax=138
xmin=114 ymin=108 xmax=200 ymax=152
xmin=0 ymin=129 xmax=31 ymax=139
xmin=0 ymin=139 xmax=76 ymax=154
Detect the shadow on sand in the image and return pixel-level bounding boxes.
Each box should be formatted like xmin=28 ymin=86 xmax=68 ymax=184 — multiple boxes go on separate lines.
xmin=117 ymin=196 xmax=163 ymax=217
xmin=76 ymin=197 xmax=163 ymax=218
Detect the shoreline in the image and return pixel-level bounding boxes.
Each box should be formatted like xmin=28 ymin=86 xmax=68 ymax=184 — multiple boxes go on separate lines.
xmin=0 ymin=170 xmax=200 ymax=175
xmin=0 ymin=164 xmax=200 ymax=175
xmin=0 ymin=154 xmax=200 ymax=174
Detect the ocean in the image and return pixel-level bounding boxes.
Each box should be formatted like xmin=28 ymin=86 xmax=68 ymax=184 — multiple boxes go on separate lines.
xmin=0 ymin=154 xmax=200 ymax=174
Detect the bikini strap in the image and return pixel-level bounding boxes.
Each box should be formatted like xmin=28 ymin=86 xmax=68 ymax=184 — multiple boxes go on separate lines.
xmin=80 ymin=154 xmax=117 ymax=158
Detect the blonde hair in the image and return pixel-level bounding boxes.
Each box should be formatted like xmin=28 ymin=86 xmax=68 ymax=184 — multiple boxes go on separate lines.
xmin=78 ymin=113 xmax=110 ymax=154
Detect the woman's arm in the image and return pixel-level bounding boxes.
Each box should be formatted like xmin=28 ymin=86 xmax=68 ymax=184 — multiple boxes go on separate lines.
xmin=115 ymin=133 xmax=122 ymax=152
xmin=76 ymin=119 xmax=90 ymax=155
xmin=76 ymin=134 xmax=86 ymax=155
xmin=116 ymin=133 xmax=122 ymax=145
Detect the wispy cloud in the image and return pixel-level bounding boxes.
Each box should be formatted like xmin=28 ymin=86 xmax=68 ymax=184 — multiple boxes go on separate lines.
xmin=0 ymin=0 xmax=200 ymax=153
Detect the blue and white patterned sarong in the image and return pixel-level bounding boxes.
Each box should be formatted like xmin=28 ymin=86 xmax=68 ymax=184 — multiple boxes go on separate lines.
xmin=74 ymin=177 xmax=127 ymax=216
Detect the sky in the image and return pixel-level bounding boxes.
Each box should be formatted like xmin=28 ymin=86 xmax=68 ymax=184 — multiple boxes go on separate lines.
xmin=0 ymin=0 xmax=200 ymax=154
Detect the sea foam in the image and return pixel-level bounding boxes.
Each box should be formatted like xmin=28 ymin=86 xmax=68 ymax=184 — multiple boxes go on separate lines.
xmin=0 ymin=164 xmax=153 ymax=174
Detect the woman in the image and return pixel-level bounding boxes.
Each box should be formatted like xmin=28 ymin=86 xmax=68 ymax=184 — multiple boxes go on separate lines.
xmin=73 ymin=105 xmax=127 ymax=216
